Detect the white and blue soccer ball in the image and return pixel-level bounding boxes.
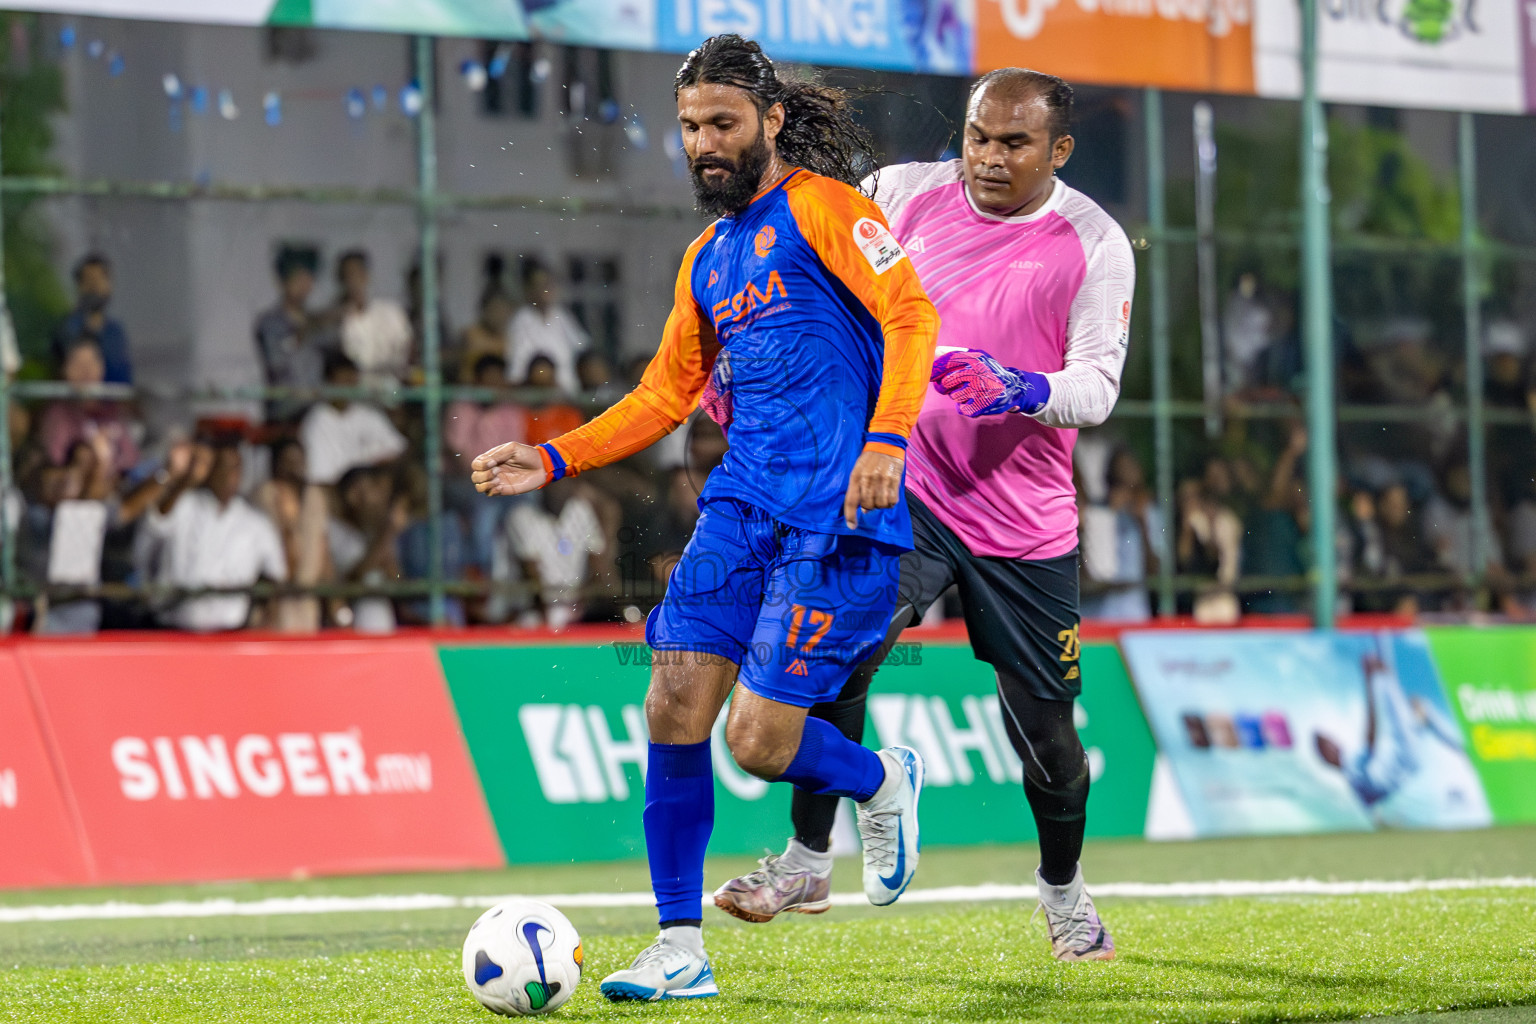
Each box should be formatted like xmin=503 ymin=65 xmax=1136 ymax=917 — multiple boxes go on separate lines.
xmin=462 ymin=898 xmax=583 ymax=1015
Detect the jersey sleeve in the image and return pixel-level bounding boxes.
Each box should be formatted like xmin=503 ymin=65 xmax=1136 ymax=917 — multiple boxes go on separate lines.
xmin=539 ymin=228 xmax=720 ymax=481
xmin=787 ymin=177 xmax=939 ymax=458
xmin=1034 ymin=215 xmax=1136 ymax=430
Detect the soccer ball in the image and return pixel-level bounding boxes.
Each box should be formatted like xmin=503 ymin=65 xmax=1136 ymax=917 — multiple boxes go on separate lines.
xmin=462 ymin=899 xmax=583 ymax=1015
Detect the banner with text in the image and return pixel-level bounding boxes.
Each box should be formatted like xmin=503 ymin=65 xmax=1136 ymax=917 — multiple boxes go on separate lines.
xmin=19 ymin=640 xmax=503 ymax=885
xmin=1424 ymin=627 xmax=1536 ymax=824
xmin=0 ymin=652 xmax=93 ymax=889
xmin=1121 ymin=629 xmax=1492 ymax=838
xmin=439 ymin=639 xmax=1156 ymax=864
xmin=9 ymin=0 xmax=1536 ymax=109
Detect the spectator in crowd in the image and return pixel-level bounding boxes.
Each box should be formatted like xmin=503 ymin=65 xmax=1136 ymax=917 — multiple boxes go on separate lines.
xmin=299 ymin=352 xmax=408 ymax=486
xmin=504 ymin=477 xmax=607 ymax=630
xmin=1376 ymin=481 xmax=1440 ymax=615
xmin=1424 ymin=460 xmax=1519 ymax=613
xmin=254 ymin=245 xmax=326 ymax=423
xmin=1339 ymin=486 xmax=1386 ymax=611
xmin=577 ymin=350 xmax=622 ymax=404
xmin=38 ymin=335 xmax=140 ymax=474
xmin=457 ymin=268 xmax=517 ymax=385
xmin=334 ymin=249 xmax=413 ymax=389
xmin=1507 ymin=476 xmax=1536 ymax=608
xmin=395 ymin=462 xmax=467 ymax=626
xmin=252 ymin=438 xmax=328 ymax=633
xmin=1178 ymin=458 xmax=1244 ymax=623
xmin=506 ymin=260 xmax=589 ymax=394
xmin=20 ymin=433 xmax=118 ymax=634
xmin=1079 ymin=448 xmax=1162 ymax=622
xmin=328 ymin=464 xmax=405 ymax=633
xmin=1241 ymin=423 xmax=1309 ymax=613
xmin=1483 ymin=320 xmax=1536 ymax=514
xmin=53 ymin=253 xmax=132 ymax=384
xmin=1221 ymin=270 xmax=1299 ymax=400
xmin=524 ymin=355 xmax=586 ymax=445
xmin=446 ymin=353 xmax=529 ymax=573
xmin=139 ymin=441 xmax=288 ymax=632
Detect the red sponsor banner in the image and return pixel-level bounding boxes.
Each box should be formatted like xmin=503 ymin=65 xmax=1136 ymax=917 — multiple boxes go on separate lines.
xmin=19 ymin=639 xmax=502 ymax=885
xmin=0 ymin=652 xmax=92 ymax=888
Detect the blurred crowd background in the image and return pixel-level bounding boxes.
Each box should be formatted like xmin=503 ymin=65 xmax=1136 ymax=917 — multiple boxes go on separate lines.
xmin=4 ymin=14 xmax=1535 ymax=634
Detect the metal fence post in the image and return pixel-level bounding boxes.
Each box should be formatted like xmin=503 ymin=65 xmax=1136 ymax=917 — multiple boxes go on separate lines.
xmin=1300 ymin=0 xmax=1338 ymax=628
xmin=1459 ymin=111 xmax=1487 ymax=589
xmin=1144 ymin=87 xmax=1177 ymax=618
xmin=415 ymin=35 xmax=446 ymax=625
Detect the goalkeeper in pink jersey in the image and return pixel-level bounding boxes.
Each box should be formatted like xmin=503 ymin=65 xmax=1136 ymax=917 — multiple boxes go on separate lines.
xmin=714 ymin=68 xmax=1134 ymax=962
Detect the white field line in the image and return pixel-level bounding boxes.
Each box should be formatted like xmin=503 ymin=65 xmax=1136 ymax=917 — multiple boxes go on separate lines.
xmin=1 ymin=877 xmax=1533 ymax=924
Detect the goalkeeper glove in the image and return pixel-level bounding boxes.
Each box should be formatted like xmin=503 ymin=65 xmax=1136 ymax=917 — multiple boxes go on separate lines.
xmin=930 ymin=348 xmax=1051 ymax=417
xmin=698 ymin=355 xmax=732 ymax=429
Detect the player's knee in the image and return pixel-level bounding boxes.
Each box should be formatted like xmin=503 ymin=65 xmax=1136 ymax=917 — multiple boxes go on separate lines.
xmin=644 ymin=674 xmax=714 ymax=744
xmin=1022 ymin=745 xmax=1089 ymax=796
xmin=724 ymin=721 xmax=794 ymax=779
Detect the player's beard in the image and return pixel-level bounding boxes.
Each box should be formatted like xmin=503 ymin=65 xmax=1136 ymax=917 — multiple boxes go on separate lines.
xmin=689 ymin=125 xmax=771 ymax=218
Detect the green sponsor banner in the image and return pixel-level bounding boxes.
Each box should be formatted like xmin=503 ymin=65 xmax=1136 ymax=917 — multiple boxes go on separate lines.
xmin=1425 ymin=627 xmax=1536 ymax=824
xmin=439 ymin=641 xmax=1155 ymax=864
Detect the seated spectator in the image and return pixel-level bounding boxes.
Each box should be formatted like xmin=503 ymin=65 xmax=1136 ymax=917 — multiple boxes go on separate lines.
xmin=1080 ymin=448 xmax=1161 ymax=622
xmin=328 ymin=465 xmax=404 ymax=633
xmin=334 ymin=249 xmax=413 ymax=389
xmin=446 ymin=353 xmax=530 ymax=573
xmin=395 ymin=462 xmax=467 ymax=627
xmin=140 ymin=442 xmax=287 ymax=632
xmin=1376 ymin=482 xmax=1441 ymax=615
xmin=507 ymin=260 xmax=589 ymax=394
xmin=38 ymin=335 xmax=139 ymax=474
xmin=1340 ymin=487 xmax=1386 ymax=612
xmin=504 ymin=477 xmax=606 ymax=630
xmin=1241 ymin=423 xmax=1309 ymax=614
xmin=252 ymin=438 xmax=328 ymax=633
xmin=20 ymin=434 xmax=117 ymax=634
xmin=300 ymin=352 xmax=408 ymax=486
xmin=1177 ymin=463 xmax=1243 ymax=623
xmin=577 ymin=350 xmax=622 ymax=404
xmin=1424 ymin=460 xmax=1518 ymax=613
xmin=254 ymin=245 xmax=325 ymax=423
xmin=52 ymin=253 xmax=132 ymax=384
xmin=457 ymin=263 xmax=517 ymax=385
xmin=525 ymin=355 xmax=586 ymax=445
xmin=1507 ymin=477 xmax=1536 ymax=609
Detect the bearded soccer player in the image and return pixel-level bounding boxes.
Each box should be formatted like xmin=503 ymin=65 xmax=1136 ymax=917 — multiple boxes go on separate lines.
xmin=713 ymin=68 xmax=1135 ymax=962
xmin=472 ymin=35 xmax=939 ymax=1001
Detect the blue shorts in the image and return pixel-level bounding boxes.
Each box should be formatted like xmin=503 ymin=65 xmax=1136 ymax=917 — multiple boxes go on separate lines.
xmin=646 ymin=498 xmax=902 ymax=707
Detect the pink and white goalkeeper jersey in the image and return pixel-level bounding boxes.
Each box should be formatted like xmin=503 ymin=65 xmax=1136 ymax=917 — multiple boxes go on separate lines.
xmin=869 ymin=160 xmax=1135 ymax=561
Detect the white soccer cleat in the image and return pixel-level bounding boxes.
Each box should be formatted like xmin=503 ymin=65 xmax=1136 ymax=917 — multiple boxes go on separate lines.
xmin=1035 ymin=867 xmax=1116 ymax=962
xmin=599 ymin=934 xmax=719 ymax=1002
xmin=713 ymin=847 xmax=833 ymax=923
xmin=857 ymin=745 xmax=924 ymax=906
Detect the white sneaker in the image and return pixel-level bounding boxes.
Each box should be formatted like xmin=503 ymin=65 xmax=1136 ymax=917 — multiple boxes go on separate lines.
xmin=1035 ymin=866 xmax=1116 ymax=962
xmin=857 ymin=746 xmax=924 ymax=906
xmin=599 ymin=934 xmax=719 ymax=1002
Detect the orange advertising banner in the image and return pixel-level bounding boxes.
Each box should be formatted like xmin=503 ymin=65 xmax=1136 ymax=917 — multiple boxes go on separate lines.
xmin=975 ymin=0 xmax=1257 ymax=94
xmin=18 ymin=639 xmax=503 ymax=886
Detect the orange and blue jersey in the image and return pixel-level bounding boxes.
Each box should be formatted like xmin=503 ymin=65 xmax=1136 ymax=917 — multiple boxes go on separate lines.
xmin=535 ymin=168 xmax=939 ymax=548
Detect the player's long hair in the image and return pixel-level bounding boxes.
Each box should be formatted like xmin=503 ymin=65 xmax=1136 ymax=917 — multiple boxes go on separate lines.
xmin=674 ymin=34 xmax=878 ymax=193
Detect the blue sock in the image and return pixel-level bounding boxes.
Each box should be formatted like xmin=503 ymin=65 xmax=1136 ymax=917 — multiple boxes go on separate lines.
xmin=644 ymin=740 xmax=714 ymax=926
xmin=773 ymin=717 xmax=885 ymax=802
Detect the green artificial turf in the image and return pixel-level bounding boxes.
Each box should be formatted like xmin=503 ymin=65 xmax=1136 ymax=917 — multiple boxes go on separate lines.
xmin=2 ymin=829 xmax=1534 ymax=1023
